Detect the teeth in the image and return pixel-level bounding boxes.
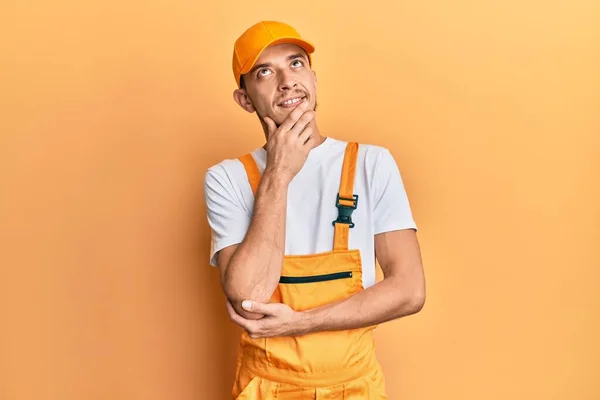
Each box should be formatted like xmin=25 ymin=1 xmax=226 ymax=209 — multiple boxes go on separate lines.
xmin=283 ymin=97 xmax=302 ymax=105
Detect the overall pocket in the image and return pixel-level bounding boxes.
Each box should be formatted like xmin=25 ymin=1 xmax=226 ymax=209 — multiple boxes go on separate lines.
xmin=274 ymin=269 xmax=358 ymax=311
xmin=264 ymin=250 xmax=369 ymax=372
xmin=279 ymin=271 xmax=353 ymax=284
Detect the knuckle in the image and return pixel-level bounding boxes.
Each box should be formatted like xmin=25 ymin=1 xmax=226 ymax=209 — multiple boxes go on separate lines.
xmin=303 ymin=114 xmax=315 ymax=126
xmin=292 ymin=108 xmax=303 ymax=119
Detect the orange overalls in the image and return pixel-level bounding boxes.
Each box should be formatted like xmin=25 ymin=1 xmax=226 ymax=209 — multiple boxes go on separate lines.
xmin=233 ymin=142 xmax=388 ymax=399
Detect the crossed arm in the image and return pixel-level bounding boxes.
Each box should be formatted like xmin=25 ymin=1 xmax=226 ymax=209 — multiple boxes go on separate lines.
xmin=214 ymin=145 xmax=425 ymax=336
xmin=218 ymin=225 xmax=426 ymax=338
xmin=216 ymin=168 xmax=290 ymax=321
xmin=296 ymin=228 xmax=425 ymax=334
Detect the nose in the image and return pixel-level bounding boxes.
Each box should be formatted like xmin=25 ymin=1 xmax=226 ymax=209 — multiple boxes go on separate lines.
xmin=277 ymin=70 xmax=297 ymax=92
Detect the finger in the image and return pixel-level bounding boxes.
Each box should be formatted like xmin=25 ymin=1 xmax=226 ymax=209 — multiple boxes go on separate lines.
xmin=263 ymin=117 xmax=277 ymax=137
xmin=298 ymin=122 xmax=314 ymax=145
xmin=288 ymin=111 xmax=315 ymax=137
xmin=242 ymin=300 xmax=278 ymax=316
xmin=250 ymin=331 xmax=271 ymax=339
xmin=226 ymin=301 xmax=250 ymax=328
xmin=226 ymin=300 xmax=240 ymax=320
xmin=231 ymin=312 xmax=254 ymax=332
xmin=278 ymin=107 xmax=306 ymax=134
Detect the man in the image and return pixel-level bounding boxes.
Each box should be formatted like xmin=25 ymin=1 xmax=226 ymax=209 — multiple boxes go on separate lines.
xmin=204 ymin=20 xmax=425 ymax=399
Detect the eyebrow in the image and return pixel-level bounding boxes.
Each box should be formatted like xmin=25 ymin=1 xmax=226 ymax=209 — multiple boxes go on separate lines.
xmin=249 ymin=53 xmax=307 ymax=74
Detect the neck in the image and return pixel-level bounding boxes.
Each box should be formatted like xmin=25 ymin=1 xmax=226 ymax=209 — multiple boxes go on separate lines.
xmin=306 ymin=121 xmax=326 ymax=149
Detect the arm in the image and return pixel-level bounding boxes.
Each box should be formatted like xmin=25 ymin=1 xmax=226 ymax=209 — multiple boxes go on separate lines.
xmin=298 ymin=148 xmax=425 ymax=332
xmin=233 ymin=229 xmax=425 ymax=337
xmin=211 ymin=108 xmax=317 ymax=320
xmin=298 ymin=228 xmax=425 ymax=333
xmin=216 ymin=169 xmax=289 ymax=320
xmin=228 ymin=148 xmax=425 ymax=338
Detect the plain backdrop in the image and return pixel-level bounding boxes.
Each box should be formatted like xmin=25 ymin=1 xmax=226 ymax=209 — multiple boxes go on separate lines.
xmin=1 ymin=0 xmax=599 ymax=399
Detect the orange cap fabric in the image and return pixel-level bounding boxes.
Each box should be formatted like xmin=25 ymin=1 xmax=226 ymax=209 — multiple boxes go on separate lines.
xmin=232 ymin=21 xmax=315 ymax=88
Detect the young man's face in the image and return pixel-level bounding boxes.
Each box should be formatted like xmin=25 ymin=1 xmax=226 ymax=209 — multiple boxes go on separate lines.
xmin=234 ymin=43 xmax=317 ymax=127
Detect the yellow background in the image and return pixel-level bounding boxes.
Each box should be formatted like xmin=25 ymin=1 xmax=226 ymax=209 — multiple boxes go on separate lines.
xmin=1 ymin=0 xmax=599 ymax=399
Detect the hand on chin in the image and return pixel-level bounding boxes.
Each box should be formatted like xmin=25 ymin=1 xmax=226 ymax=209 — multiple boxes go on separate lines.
xmin=276 ymin=100 xmax=311 ymax=125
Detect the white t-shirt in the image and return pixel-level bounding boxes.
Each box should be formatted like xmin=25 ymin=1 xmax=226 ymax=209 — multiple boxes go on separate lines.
xmin=204 ymin=136 xmax=417 ymax=289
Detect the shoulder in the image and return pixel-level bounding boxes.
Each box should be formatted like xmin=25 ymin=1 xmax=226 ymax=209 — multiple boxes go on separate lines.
xmin=204 ymin=159 xmax=240 ymax=194
xmin=204 ymin=150 xmax=261 ymax=209
xmin=326 ymin=137 xmax=392 ymax=159
xmin=355 ymin=141 xmax=397 ymax=172
xmin=322 ymin=137 xmax=399 ymax=175
xmin=358 ymin=142 xmax=392 ymax=157
xmin=206 ymin=157 xmax=242 ymax=180
xmin=204 ymin=148 xmax=261 ymax=186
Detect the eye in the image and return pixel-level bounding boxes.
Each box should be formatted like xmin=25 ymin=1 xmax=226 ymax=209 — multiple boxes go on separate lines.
xmin=291 ymin=59 xmax=304 ymax=68
xmin=258 ymin=68 xmax=272 ymax=77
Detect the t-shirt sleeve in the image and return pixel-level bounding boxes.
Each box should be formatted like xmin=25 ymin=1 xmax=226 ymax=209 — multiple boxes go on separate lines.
xmin=204 ymin=165 xmax=251 ymax=267
xmin=372 ymin=149 xmax=418 ymax=234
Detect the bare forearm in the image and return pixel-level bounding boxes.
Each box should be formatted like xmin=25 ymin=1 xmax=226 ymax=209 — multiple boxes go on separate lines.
xmin=299 ymin=274 xmax=425 ymax=334
xmin=224 ymin=168 xmax=289 ymax=315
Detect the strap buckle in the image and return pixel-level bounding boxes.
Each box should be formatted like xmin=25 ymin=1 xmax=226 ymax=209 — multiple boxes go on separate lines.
xmin=332 ymin=193 xmax=359 ymax=228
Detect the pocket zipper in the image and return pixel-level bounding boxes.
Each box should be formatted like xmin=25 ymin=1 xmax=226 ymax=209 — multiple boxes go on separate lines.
xmin=279 ymin=271 xmax=353 ymax=284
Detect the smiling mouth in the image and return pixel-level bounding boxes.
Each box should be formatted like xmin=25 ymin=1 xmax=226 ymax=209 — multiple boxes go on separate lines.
xmin=278 ymin=96 xmax=306 ymax=108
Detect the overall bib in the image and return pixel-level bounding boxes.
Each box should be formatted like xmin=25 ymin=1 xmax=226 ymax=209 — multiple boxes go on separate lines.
xmin=233 ymin=142 xmax=388 ymax=399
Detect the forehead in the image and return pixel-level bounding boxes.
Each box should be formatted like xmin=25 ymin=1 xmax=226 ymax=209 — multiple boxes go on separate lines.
xmin=254 ymin=43 xmax=308 ymax=65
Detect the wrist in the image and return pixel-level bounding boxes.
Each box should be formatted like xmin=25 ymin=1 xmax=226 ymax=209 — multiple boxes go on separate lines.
xmin=294 ymin=309 xmax=320 ymax=335
xmin=263 ymin=166 xmax=292 ymax=187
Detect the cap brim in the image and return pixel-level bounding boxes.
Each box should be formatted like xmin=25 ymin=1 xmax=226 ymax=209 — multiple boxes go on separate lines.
xmin=239 ymin=37 xmax=315 ymax=76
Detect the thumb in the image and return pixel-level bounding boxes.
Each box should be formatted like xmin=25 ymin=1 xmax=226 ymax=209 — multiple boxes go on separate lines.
xmin=263 ymin=117 xmax=277 ymax=136
xmin=242 ymin=300 xmax=275 ymax=315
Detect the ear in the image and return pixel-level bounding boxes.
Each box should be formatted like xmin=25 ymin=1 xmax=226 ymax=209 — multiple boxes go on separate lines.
xmin=233 ymin=89 xmax=256 ymax=113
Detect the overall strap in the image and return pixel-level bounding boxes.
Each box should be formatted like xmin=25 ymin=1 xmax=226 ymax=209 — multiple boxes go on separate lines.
xmin=332 ymin=142 xmax=359 ymax=251
xmin=238 ymin=153 xmax=261 ymax=196
xmin=238 ymin=143 xmax=359 ymax=252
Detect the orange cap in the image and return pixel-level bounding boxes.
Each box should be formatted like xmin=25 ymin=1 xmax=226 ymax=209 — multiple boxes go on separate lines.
xmin=232 ymin=21 xmax=315 ymax=88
